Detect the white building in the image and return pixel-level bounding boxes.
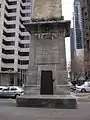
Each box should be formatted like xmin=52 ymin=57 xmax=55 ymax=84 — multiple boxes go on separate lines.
xmin=0 ymin=0 xmax=31 ymax=85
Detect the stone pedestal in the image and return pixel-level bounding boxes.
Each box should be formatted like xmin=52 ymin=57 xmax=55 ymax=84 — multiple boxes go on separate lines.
xmin=24 ymin=21 xmax=70 ymax=94
xmin=16 ymin=20 xmax=77 ymax=109
xmin=17 ymin=95 xmax=77 ymax=109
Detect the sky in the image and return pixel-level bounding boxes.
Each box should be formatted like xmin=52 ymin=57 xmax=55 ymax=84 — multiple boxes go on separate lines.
xmin=62 ymin=0 xmax=74 ymax=62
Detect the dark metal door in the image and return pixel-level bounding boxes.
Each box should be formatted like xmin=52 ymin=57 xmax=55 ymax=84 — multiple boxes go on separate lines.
xmin=40 ymin=71 xmax=53 ymax=95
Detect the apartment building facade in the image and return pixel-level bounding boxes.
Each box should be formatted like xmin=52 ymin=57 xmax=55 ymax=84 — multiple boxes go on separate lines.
xmin=73 ymin=0 xmax=84 ymax=72
xmin=0 ymin=0 xmax=31 ymax=85
xmin=73 ymin=0 xmax=84 ymax=49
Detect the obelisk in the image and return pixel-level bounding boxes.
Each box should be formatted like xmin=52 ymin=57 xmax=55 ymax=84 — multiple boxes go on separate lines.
xmin=33 ymin=0 xmax=62 ymax=19
xmin=25 ymin=0 xmax=69 ymax=94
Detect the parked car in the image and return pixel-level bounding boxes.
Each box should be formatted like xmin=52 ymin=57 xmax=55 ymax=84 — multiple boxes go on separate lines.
xmin=0 ymin=86 xmax=8 ymax=92
xmin=0 ymin=86 xmax=24 ymax=98
xmin=76 ymin=82 xmax=90 ymax=92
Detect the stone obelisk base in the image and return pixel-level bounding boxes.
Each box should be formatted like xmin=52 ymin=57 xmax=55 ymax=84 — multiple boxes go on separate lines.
xmin=16 ymin=20 xmax=77 ymax=109
xmin=16 ymin=95 xmax=77 ymax=109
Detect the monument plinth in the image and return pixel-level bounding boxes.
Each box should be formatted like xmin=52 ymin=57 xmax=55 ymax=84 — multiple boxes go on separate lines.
xmin=16 ymin=0 xmax=77 ymax=109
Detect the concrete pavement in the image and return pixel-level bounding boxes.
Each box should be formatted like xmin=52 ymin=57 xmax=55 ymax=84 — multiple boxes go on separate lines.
xmin=0 ymin=99 xmax=90 ymax=120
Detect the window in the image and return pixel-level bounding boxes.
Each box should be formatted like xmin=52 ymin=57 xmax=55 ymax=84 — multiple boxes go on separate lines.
xmin=3 ymin=88 xmax=9 ymax=91
xmin=87 ymin=83 xmax=90 ymax=87
xmin=22 ymin=20 xmax=30 ymax=24
xmin=20 ymin=3 xmax=30 ymax=10
xmin=0 ymin=88 xmax=2 ymax=90
xmin=25 ymin=5 xmax=31 ymax=9
xmin=18 ymin=69 xmax=20 ymax=72
xmin=3 ymin=39 xmax=15 ymax=46
xmin=85 ymin=12 xmax=87 ymax=16
xmin=24 ymin=44 xmax=29 ymax=48
xmin=18 ymin=51 xmax=29 ymax=56
xmin=2 ymin=48 xmax=14 ymax=54
xmin=6 ymin=0 xmax=17 ymax=5
xmin=19 ymin=18 xmax=23 ymax=24
xmin=86 ymin=33 xmax=89 ymax=36
xmin=20 ymin=10 xmax=30 ymax=17
xmin=3 ymin=31 xmax=15 ymax=37
xmin=10 ymin=88 xmax=17 ymax=91
xmin=21 ymin=0 xmax=31 ymax=3
xmin=19 ymin=34 xmax=30 ymax=40
xmin=19 ymin=26 xmax=27 ymax=32
xmin=4 ymin=22 xmax=16 ymax=29
xmin=18 ymin=42 xmax=29 ymax=48
xmin=2 ymin=58 xmax=14 ymax=63
xmin=1 ymin=67 xmax=14 ymax=71
xmin=18 ymin=60 xmax=29 ymax=64
xmin=4 ymin=14 xmax=16 ymax=21
xmin=19 ymin=18 xmax=30 ymax=24
xmin=5 ymin=6 xmax=16 ymax=13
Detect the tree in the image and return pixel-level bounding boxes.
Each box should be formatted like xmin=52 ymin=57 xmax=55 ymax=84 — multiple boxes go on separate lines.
xmin=71 ymin=52 xmax=84 ymax=80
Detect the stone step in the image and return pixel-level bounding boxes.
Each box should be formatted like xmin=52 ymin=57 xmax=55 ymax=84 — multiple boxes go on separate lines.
xmin=16 ymin=95 xmax=77 ymax=109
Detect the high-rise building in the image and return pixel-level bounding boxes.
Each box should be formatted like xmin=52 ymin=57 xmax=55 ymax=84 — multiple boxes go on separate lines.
xmin=81 ymin=0 xmax=90 ymax=75
xmin=73 ymin=0 xmax=84 ymax=50
xmin=73 ymin=0 xmax=84 ymax=72
xmin=0 ymin=0 xmax=31 ymax=85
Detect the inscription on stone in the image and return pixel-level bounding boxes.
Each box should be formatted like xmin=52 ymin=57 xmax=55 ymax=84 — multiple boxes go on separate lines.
xmin=34 ymin=33 xmax=62 ymax=40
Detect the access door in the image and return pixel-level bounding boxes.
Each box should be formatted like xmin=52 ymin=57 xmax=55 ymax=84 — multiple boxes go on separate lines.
xmin=40 ymin=71 xmax=53 ymax=95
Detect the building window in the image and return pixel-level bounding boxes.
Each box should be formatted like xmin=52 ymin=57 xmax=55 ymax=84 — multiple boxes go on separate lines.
xmin=3 ymin=31 xmax=15 ymax=37
xmin=20 ymin=3 xmax=31 ymax=10
xmin=3 ymin=39 xmax=15 ymax=46
xmin=19 ymin=26 xmax=27 ymax=32
xmin=18 ymin=51 xmax=29 ymax=56
xmin=6 ymin=0 xmax=17 ymax=5
xmin=22 ymin=20 xmax=30 ymax=24
xmin=86 ymin=33 xmax=89 ymax=36
xmin=1 ymin=67 xmax=14 ymax=71
xmin=19 ymin=34 xmax=30 ymax=40
xmin=25 ymin=5 xmax=31 ymax=9
xmin=20 ymin=10 xmax=30 ymax=17
xmin=21 ymin=0 xmax=31 ymax=3
xmin=18 ymin=60 xmax=29 ymax=65
xmin=2 ymin=58 xmax=14 ymax=63
xmin=4 ymin=14 xmax=16 ymax=21
xmin=18 ymin=42 xmax=29 ymax=48
xmin=85 ymin=12 xmax=87 ymax=16
xmin=4 ymin=22 xmax=16 ymax=29
xmin=2 ymin=48 xmax=14 ymax=54
xmin=5 ymin=6 xmax=16 ymax=13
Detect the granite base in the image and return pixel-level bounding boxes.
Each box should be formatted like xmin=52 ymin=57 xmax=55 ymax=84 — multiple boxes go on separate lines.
xmin=16 ymin=95 xmax=77 ymax=109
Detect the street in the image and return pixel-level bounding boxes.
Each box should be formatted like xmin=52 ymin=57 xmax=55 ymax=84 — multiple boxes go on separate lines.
xmin=0 ymin=98 xmax=90 ymax=120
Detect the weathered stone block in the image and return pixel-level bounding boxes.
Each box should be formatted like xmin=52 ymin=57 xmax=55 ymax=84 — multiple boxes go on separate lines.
xmin=33 ymin=0 xmax=62 ymax=19
xmin=16 ymin=95 xmax=77 ymax=109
